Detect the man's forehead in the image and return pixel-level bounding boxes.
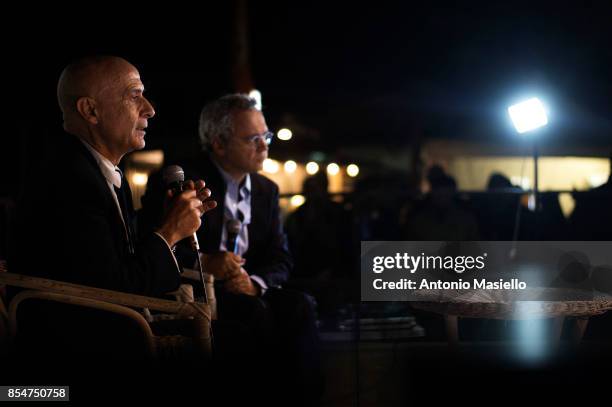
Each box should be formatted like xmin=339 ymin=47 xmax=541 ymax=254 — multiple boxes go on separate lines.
xmin=122 ymin=69 xmax=143 ymax=87
xmin=232 ymin=110 xmax=268 ymax=136
xmin=93 ymin=77 xmax=141 ymax=101
xmin=101 ymin=68 xmax=143 ymax=94
xmin=126 ymin=78 xmax=144 ymax=90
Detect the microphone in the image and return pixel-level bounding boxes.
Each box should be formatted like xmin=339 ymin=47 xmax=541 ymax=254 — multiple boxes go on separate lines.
xmin=162 ymin=165 xmax=200 ymax=251
xmin=226 ymin=219 xmax=242 ymax=254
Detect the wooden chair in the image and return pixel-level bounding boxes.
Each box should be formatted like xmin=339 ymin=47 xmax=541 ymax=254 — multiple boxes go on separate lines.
xmin=0 ymin=264 xmax=212 ymax=362
xmin=182 ymin=267 xmax=217 ymax=320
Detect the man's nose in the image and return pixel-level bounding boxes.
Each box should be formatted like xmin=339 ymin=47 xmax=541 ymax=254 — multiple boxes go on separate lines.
xmin=256 ymin=137 xmax=269 ymax=151
xmin=142 ymin=97 xmax=156 ymax=118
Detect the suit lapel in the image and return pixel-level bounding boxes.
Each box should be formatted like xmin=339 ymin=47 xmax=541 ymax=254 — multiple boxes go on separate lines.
xmin=246 ymin=175 xmax=265 ymax=257
xmin=199 ymin=158 xmax=226 ymax=251
xmin=197 ymin=154 xmax=267 ymax=256
xmin=66 ymin=134 xmax=131 ymax=253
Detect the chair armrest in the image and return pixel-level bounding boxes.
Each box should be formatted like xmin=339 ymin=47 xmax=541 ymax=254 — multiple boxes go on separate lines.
xmin=182 ymin=268 xmax=217 ymax=320
xmin=0 ymin=272 xmax=210 ymax=321
xmin=165 ymin=284 xmax=195 ymax=303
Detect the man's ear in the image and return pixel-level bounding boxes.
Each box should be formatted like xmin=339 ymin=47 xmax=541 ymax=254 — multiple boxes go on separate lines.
xmin=211 ymin=138 xmax=226 ymax=156
xmin=75 ymin=97 xmax=99 ymax=125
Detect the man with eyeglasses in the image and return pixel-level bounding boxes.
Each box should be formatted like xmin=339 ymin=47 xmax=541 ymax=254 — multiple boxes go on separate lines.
xmin=195 ymin=94 xmax=285 ymax=296
xmin=188 ymin=93 xmax=322 ymax=402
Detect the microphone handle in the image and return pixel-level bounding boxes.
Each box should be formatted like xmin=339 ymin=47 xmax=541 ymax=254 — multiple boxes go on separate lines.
xmin=170 ymin=181 xmax=201 ymax=252
xmin=190 ymin=232 xmax=200 ymax=251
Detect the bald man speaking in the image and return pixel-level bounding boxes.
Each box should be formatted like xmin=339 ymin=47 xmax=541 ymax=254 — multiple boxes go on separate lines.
xmin=11 ymin=56 xmax=216 ymax=296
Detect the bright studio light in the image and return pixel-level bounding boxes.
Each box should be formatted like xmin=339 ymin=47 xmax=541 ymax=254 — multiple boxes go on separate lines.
xmin=306 ymin=162 xmax=319 ymax=175
xmin=508 ymin=98 xmax=548 ymax=134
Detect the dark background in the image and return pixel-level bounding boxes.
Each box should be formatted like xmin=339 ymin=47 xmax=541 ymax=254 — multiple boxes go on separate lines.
xmin=2 ymin=2 xmax=612 ymax=196
xmin=4 ymin=5 xmax=612 ymax=400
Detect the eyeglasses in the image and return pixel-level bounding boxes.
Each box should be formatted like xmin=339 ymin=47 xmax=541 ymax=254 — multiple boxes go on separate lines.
xmin=241 ymin=131 xmax=274 ymax=146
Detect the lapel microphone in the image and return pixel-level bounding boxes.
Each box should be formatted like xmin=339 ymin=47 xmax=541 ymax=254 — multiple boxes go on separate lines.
xmin=226 ymin=219 xmax=242 ymax=254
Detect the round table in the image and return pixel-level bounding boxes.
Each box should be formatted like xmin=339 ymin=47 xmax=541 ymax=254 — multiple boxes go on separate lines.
xmin=411 ymin=287 xmax=612 ymax=346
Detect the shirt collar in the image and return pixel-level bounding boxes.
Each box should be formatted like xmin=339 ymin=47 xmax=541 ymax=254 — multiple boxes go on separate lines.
xmin=79 ymin=138 xmax=122 ymax=189
xmin=212 ymin=158 xmax=251 ymax=196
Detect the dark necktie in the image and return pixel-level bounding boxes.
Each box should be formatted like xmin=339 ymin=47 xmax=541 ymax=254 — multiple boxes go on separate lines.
xmin=114 ymin=171 xmax=136 ymax=254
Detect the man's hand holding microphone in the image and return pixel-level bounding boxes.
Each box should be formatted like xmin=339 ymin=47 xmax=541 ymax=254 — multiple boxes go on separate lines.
xmin=156 ymin=179 xmax=217 ymax=247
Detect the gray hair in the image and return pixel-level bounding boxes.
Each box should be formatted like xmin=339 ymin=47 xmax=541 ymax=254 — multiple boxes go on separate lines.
xmin=198 ymin=93 xmax=258 ymax=151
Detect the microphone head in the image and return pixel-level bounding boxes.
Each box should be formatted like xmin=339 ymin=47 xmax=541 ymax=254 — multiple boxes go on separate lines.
xmin=162 ymin=165 xmax=185 ymax=187
xmin=226 ymin=219 xmax=242 ymax=236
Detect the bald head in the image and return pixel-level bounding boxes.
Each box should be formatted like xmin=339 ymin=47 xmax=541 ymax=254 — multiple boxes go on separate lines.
xmin=57 ymin=56 xmax=136 ymax=117
xmin=56 ymin=56 xmax=155 ymax=165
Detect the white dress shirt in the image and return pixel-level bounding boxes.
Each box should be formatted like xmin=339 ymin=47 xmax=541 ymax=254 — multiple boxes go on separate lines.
xmin=212 ymin=160 xmax=268 ymax=294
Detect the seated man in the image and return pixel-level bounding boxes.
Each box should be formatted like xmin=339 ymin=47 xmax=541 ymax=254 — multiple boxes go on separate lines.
xmin=7 ymin=56 xmax=216 ymax=367
xmin=11 ymin=56 xmax=215 ymax=295
xmin=140 ymin=94 xmax=323 ymax=401
xmin=191 ymin=94 xmax=322 ymax=400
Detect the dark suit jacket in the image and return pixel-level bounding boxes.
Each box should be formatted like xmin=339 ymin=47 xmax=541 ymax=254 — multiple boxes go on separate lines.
xmin=189 ymin=154 xmax=292 ymax=288
xmin=9 ymin=132 xmax=180 ymax=297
